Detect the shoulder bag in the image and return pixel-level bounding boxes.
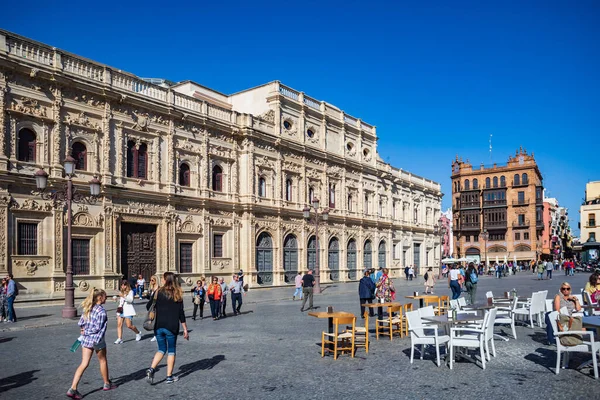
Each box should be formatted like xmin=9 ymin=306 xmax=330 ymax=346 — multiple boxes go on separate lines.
xmin=556 ymin=314 xmax=583 ymax=346
xmin=143 ymin=290 xmax=159 ymax=331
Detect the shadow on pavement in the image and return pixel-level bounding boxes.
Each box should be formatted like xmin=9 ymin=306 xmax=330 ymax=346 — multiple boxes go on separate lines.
xmin=112 ymin=367 xmax=149 ymax=386
xmin=17 ymin=314 xmax=53 ymax=321
xmin=177 ymin=355 xmax=225 ymax=378
xmin=0 ymin=369 xmax=40 ymax=393
xmin=0 ymin=337 xmax=14 ymax=343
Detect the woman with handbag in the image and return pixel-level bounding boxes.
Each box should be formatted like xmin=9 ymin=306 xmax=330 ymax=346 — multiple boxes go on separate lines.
xmin=145 ymin=272 xmax=188 ymax=385
xmin=375 ymin=268 xmax=395 ymax=319
xmin=191 ymin=280 xmax=206 ymax=320
xmin=114 ymin=280 xmax=142 ymax=344
xmin=207 ymin=277 xmax=223 ymax=320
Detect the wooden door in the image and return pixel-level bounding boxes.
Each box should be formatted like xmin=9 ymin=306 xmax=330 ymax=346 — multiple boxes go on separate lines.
xmin=121 ymin=223 xmax=157 ymax=284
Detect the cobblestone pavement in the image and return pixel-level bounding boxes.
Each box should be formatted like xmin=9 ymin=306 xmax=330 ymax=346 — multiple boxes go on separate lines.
xmin=1 ymin=271 xmax=597 ymax=400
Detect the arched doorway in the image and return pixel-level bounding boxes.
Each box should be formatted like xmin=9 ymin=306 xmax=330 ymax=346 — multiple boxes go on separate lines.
xmin=307 ymin=236 xmax=318 ymax=272
xmin=256 ymin=232 xmax=273 ymax=285
xmin=378 ymin=240 xmax=386 ymax=268
xmin=283 ymin=234 xmax=298 ymax=283
xmin=347 ymin=239 xmax=357 ymax=280
xmin=328 ymin=237 xmax=340 ymax=281
xmin=364 ymin=240 xmax=372 ymax=269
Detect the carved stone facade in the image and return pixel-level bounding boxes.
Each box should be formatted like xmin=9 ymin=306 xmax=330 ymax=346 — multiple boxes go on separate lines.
xmin=0 ymin=30 xmax=441 ymax=298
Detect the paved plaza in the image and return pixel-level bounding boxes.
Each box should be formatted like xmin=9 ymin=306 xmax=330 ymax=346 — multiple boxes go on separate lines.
xmin=1 ymin=272 xmax=598 ymax=399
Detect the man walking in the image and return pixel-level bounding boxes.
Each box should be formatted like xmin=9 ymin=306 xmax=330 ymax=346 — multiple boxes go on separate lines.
xmin=293 ymin=272 xmax=303 ymax=300
xmin=300 ymin=269 xmax=315 ymax=312
xmin=219 ymin=277 xmax=230 ymax=318
xmin=404 ymin=266 xmax=410 ymax=280
xmin=545 ymin=260 xmax=553 ymax=280
xmin=5 ymin=274 xmax=17 ymax=323
xmin=358 ymin=269 xmax=375 ymax=318
xmin=229 ymin=274 xmax=244 ymax=315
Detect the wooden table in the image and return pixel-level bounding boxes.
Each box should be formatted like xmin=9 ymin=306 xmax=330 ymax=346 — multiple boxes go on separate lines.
xmin=405 ymin=295 xmax=440 ymax=308
xmin=308 ymin=311 xmax=355 ymax=349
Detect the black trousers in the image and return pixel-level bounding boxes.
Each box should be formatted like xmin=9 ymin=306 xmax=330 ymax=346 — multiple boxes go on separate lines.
xmin=221 ymin=296 xmax=227 ymax=316
xmin=360 ymin=298 xmax=375 ymax=317
xmin=193 ymin=300 xmax=204 ymax=319
xmin=232 ymin=293 xmax=242 ymax=313
xmin=209 ymin=299 xmax=219 ymax=318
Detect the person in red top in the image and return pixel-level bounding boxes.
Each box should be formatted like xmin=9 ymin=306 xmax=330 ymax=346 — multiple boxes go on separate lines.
xmin=207 ymin=277 xmax=223 ymax=320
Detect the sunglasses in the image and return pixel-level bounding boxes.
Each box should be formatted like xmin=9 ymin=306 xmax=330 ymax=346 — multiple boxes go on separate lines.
xmin=560 ymin=287 xmax=571 ymax=291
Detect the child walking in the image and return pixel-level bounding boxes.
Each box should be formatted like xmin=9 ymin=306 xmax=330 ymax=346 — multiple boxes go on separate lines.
xmin=66 ymin=288 xmax=116 ymax=399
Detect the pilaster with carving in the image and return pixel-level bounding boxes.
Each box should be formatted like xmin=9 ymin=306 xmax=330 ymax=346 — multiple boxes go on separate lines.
xmin=0 ymin=192 xmax=9 ymax=274
xmin=9 ymin=116 xmax=16 ymax=161
xmin=102 ymin=102 xmax=112 ymax=184
xmin=167 ymin=209 xmax=176 ymax=271
xmin=200 ymin=132 xmax=209 ymax=196
xmin=0 ymin=73 xmax=8 ymax=169
xmin=167 ymin=120 xmax=175 ymax=192
xmin=275 ymin=151 xmax=282 ymax=207
xmin=104 ymin=203 xmax=114 ymax=272
xmin=53 ymin=207 xmax=64 ymax=274
xmin=51 ymin=87 xmax=63 ymax=177
xmin=231 ymin=142 xmax=239 ymax=201
xmin=115 ymin=123 xmax=125 ymax=183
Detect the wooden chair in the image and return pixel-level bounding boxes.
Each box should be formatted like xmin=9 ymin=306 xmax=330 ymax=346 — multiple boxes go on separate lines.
xmin=376 ymin=305 xmax=403 ymax=340
xmin=322 ymin=316 xmax=356 ymax=359
xmin=401 ymin=303 xmax=413 ymax=336
xmin=436 ymin=296 xmax=450 ymax=316
xmin=424 ymin=297 xmax=440 ymax=308
xmin=347 ymin=311 xmax=370 ymax=354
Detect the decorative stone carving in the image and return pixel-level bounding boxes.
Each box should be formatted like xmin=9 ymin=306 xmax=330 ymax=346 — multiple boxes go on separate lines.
xmin=64 ymin=111 xmax=102 ymax=131
xmin=211 ymin=259 xmax=231 ymax=270
xmin=176 ymin=215 xmax=203 ymax=235
xmin=63 ymin=89 xmax=104 ymax=108
xmin=211 ymin=217 xmax=232 ymax=227
xmin=208 ymin=145 xmax=231 ymax=159
xmin=176 ymin=120 xmax=201 ymax=135
xmin=257 ymin=109 xmax=275 ymax=124
xmin=175 ymin=138 xmax=201 ymax=153
xmin=69 ymin=212 xmax=103 ymax=228
xmin=185 ymin=277 xmax=193 ymax=286
xmin=105 ymin=279 xmax=115 ymax=290
xmin=131 ymin=110 xmax=150 ymax=131
xmin=78 ymin=280 xmax=90 ymax=291
xmin=13 ymin=199 xmax=53 ymax=212
xmin=10 ymin=97 xmax=48 ymax=117
xmin=54 ymin=281 xmax=66 ymax=292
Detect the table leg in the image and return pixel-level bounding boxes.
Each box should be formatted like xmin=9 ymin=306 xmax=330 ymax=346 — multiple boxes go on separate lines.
xmin=419 ymin=299 xmax=425 ymax=308
xmin=328 ymin=317 xmax=334 ymax=351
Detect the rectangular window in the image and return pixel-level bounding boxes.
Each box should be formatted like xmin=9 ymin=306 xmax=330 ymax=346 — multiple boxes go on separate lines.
xmin=179 ymin=243 xmax=193 ymax=273
xmin=518 ymin=214 xmax=525 ymax=224
xmin=589 ymin=214 xmax=596 ymax=227
xmin=591 ymin=233 xmax=597 ymax=242
xmin=518 ymin=191 xmax=525 ymax=203
xmin=72 ymin=239 xmax=90 ymax=275
xmin=466 ymin=235 xmax=471 ymax=242
xmin=17 ymin=222 xmax=37 ymax=255
xmin=524 ymin=232 xmax=530 ymax=240
xmin=213 ymin=234 xmax=223 ymax=258
xmin=515 ymin=232 xmax=521 ymax=240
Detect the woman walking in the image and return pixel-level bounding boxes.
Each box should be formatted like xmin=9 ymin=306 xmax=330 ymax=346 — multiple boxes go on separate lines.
xmin=375 ymin=268 xmax=395 ymax=319
xmin=191 ymin=279 xmax=206 ymax=320
xmin=66 ymin=288 xmax=116 ymax=399
xmin=146 ymin=272 xmax=189 ymax=385
xmin=148 ymin=275 xmax=160 ymax=342
xmin=0 ymin=278 xmax=8 ymax=322
xmin=464 ymin=263 xmax=478 ymax=305
xmin=114 ymin=280 xmax=142 ymax=344
xmin=424 ymin=267 xmax=436 ymax=294
xmin=207 ymin=277 xmax=223 ymax=320
xmin=448 ymin=265 xmax=461 ymax=300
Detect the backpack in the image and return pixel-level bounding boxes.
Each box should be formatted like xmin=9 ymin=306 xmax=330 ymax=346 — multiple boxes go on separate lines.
xmin=424 ymin=272 xmax=429 ymax=281
xmin=470 ymin=271 xmax=478 ymax=283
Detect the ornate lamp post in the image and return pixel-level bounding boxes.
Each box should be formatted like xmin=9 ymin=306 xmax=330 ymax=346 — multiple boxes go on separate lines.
xmin=303 ymin=198 xmax=329 ymax=294
xmin=34 ymin=156 xmax=101 ymax=318
xmin=434 ymin=217 xmax=446 ymax=279
xmin=481 ymin=229 xmax=489 ymax=272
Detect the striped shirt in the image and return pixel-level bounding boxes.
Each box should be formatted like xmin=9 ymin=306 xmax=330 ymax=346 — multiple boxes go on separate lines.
xmin=78 ymin=304 xmax=108 ymax=348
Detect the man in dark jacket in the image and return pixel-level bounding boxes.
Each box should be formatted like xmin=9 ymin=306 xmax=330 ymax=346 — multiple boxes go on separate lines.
xmin=359 ymin=269 xmax=376 ymax=318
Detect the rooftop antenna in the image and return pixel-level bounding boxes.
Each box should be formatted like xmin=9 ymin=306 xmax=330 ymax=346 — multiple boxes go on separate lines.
xmin=489 ymin=134 xmax=493 ymax=164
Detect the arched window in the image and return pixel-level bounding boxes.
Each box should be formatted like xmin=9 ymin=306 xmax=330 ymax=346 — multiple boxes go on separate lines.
xmin=72 ymin=142 xmax=87 ymax=171
xmin=212 ymin=165 xmax=223 ymax=191
xmin=522 ymin=173 xmax=528 ymax=185
xmin=464 ymin=179 xmax=470 ymax=190
xmin=347 ymin=194 xmax=353 ymax=211
xmin=485 ymin=177 xmax=491 ymax=188
xmin=500 ymin=176 xmax=506 ymax=187
xmin=378 ymin=241 xmax=386 ymax=268
xmin=258 ymin=177 xmax=266 ymax=197
xmin=347 ymin=239 xmax=357 ymax=279
xmin=179 ymin=163 xmax=190 ymax=187
xmin=329 ymin=183 xmax=336 ymax=208
xmin=473 ymin=179 xmax=478 ymax=189
xmin=328 ymin=238 xmax=340 ymax=281
xmin=493 ymin=176 xmax=498 ymax=188
xmin=363 ymin=240 xmax=372 ymax=268
xmin=285 ymin=179 xmax=292 ymax=201
xmin=17 ymin=128 xmax=36 ymax=162
xmin=308 ymin=186 xmax=314 ymax=203
xmin=283 ymin=235 xmax=298 ymax=283
xmin=513 ymin=174 xmax=520 ymax=186
xmin=126 ymin=140 xmax=147 ymax=179
xmin=256 ymin=232 xmax=273 ymax=285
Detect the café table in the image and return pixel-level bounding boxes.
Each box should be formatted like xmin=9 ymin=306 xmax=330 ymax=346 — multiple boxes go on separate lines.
xmin=574 ymin=316 xmax=600 ymax=370
xmin=405 ymin=294 xmax=439 ymax=308
xmin=422 ymin=314 xmax=485 ymax=325
xmin=308 ymin=311 xmax=355 ymax=350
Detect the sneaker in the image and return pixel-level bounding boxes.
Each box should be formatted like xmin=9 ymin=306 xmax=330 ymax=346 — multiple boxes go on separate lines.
xmin=66 ymin=388 xmax=83 ymax=399
xmin=165 ymin=376 xmax=179 ymax=384
xmin=146 ymin=368 xmax=155 ymax=385
xmin=136 ymin=333 xmax=142 ymax=341
xmin=114 ymin=338 xmax=123 ymax=344
xmin=103 ymin=381 xmax=117 ymax=391
xmin=151 ymin=336 xmax=156 ymax=342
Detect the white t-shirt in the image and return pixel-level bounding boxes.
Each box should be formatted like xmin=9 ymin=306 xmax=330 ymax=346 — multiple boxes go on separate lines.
xmin=450 ymin=269 xmax=460 ymax=281
xmin=137 ymin=278 xmax=145 ymax=287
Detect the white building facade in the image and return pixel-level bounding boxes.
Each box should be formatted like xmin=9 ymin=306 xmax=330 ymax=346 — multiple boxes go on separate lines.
xmin=0 ymin=30 xmax=441 ymax=298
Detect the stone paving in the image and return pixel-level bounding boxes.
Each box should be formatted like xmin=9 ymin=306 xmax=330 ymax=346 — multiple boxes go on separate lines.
xmin=0 ymin=271 xmax=598 ymax=399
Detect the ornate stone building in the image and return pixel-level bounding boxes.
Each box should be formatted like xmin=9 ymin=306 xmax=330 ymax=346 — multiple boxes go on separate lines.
xmin=0 ymin=30 xmax=441 ymax=298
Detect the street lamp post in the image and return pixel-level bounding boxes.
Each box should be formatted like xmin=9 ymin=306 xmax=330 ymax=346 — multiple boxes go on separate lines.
xmin=303 ymin=198 xmax=329 ymax=294
xmin=481 ymin=229 xmax=489 ymax=273
xmin=34 ymin=156 xmax=101 ymax=318
xmin=434 ymin=218 xmax=446 ymax=279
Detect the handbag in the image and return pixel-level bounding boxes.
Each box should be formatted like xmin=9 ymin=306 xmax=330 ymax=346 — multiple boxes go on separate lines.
xmin=116 ymin=306 xmax=124 ymax=314
xmin=193 ymin=295 xmax=201 ymax=305
xmin=556 ymin=314 xmax=583 ymax=346
xmin=143 ymin=290 xmax=159 ymax=331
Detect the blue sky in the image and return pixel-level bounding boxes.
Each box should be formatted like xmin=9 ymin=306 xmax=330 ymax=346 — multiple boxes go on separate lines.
xmin=2 ymin=1 xmax=598 ymax=235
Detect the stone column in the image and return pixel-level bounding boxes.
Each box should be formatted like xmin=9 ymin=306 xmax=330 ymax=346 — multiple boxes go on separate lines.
xmin=53 ymin=207 xmax=64 ymax=275
xmin=0 ymin=194 xmax=9 ymax=275
xmin=101 ymin=102 xmax=112 ymax=184
xmin=167 ymin=120 xmax=175 ymax=193
xmin=0 ymin=74 xmax=8 ymax=170
xmin=103 ymin=203 xmax=115 ymax=273
xmin=51 ymin=90 xmax=63 ymax=178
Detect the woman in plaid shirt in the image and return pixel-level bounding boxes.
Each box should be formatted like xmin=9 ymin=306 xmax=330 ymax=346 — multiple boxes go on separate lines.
xmin=67 ymin=288 xmax=116 ymax=399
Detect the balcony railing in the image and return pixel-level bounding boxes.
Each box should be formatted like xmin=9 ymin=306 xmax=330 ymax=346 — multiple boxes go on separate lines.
xmin=484 ymin=221 xmax=507 ymax=229
xmin=511 ymin=181 xmax=529 ymax=187
xmin=460 ymin=223 xmax=481 ymax=231
xmin=536 ymin=220 xmax=544 ymax=228
xmin=513 ymin=219 xmax=530 ymax=228
xmin=460 ymin=202 xmax=480 ymax=209
xmin=512 ymin=198 xmax=529 ymax=206
xmin=483 ymin=199 xmax=507 ymax=207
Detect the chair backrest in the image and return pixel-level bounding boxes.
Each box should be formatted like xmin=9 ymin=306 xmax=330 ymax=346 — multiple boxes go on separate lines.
xmin=485 ymin=308 xmax=498 ymax=338
xmin=439 ymin=295 xmax=450 ymax=305
xmin=335 ymin=316 xmax=356 ymax=332
xmin=583 ymin=291 xmax=596 ymax=305
xmin=458 ymin=297 xmax=467 ymax=308
xmin=388 ymin=305 xmax=402 ymax=315
xmin=509 ymin=296 xmax=519 ymax=311
xmin=545 ymin=299 xmax=554 ymax=313
xmin=574 ymin=294 xmax=583 ymax=304
xmin=424 ymin=297 xmax=440 ymax=308
xmin=548 ymin=311 xmax=559 ymax=338
xmin=418 ymin=306 xmax=435 ymax=318
xmin=530 ymin=291 xmax=546 ymax=313
xmin=486 ymin=291 xmax=494 ymax=299
xmin=450 ymin=299 xmax=459 ymax=310
xmin=406 ymin=310 xmax=425 ymax=336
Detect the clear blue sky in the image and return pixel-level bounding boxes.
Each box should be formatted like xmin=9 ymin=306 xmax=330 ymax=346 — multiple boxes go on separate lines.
xmin=2 ymin=1 xmax=598 ymax=235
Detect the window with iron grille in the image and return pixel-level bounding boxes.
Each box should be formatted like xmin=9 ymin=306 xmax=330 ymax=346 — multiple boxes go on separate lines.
xmin=18 ymin=129 xmax=36 ymax=162
xmin=213 ymin=234 xmax=223 ymax=258
xmin=72 ymin=239 xmax=90 ymax=275
xmin=126 ymin=141 xmax=148 ymax=179
xmin=212 ymin=165 xmax=223 ymax=191
xmin=179 ymin=243 xmax=193 ymax=273
xmin=72 ymin=142 xmax=87 ymax=171
xmin=18 ymin=222 xmax=38 ymax=255
xmin=179 ymin=163 xmax=190 ymax=186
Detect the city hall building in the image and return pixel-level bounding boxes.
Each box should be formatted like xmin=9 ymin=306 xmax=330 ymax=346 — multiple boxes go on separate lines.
xmin=0 ymin=30 xmax=441 ymax=298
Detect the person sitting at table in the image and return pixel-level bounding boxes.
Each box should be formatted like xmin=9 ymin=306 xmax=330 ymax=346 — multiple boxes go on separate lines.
xmin=375 ymin=268 xmax=395 ymax=319
xmin=584 ymin=273 xmax=600 ymax=304
xmin=448 ymin=265 xmax=461 ymax=300
xmin=545 ymin=282 xmax=583 ymax=345
xmin=358 ymin=269 xmax=376 ymax=318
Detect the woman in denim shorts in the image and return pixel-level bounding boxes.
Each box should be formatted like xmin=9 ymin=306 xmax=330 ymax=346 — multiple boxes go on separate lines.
xmin=145 ymin=272 xmax=189 ymax=384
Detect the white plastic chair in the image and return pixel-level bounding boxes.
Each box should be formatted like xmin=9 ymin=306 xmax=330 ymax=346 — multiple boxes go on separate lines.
xmin=449 ymin=311 xmax=490 ymax=370
xmin=514 ymin=291 xmax=545 ymax=328
xmin=406 ymin=310 xmax=450 ymax=367
xmin=458 ymin=297 xmax=467 ymax=309
xmin=583 ymin=291 xmax=600 ymax=316
xmin=545 ymin=299 xmax=554 ymax=313
xmin=483 ymin=308 xmax=498 ymax=361
xmin=547 ymin=311 xmax=598 ymax=378
xmin=418 ymin=306 xmax=435 ymax=319
xmin=450 ymin=299 xmax=459 ymax=310
xmin=495 ymin=297 xmax=518 ymax=340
